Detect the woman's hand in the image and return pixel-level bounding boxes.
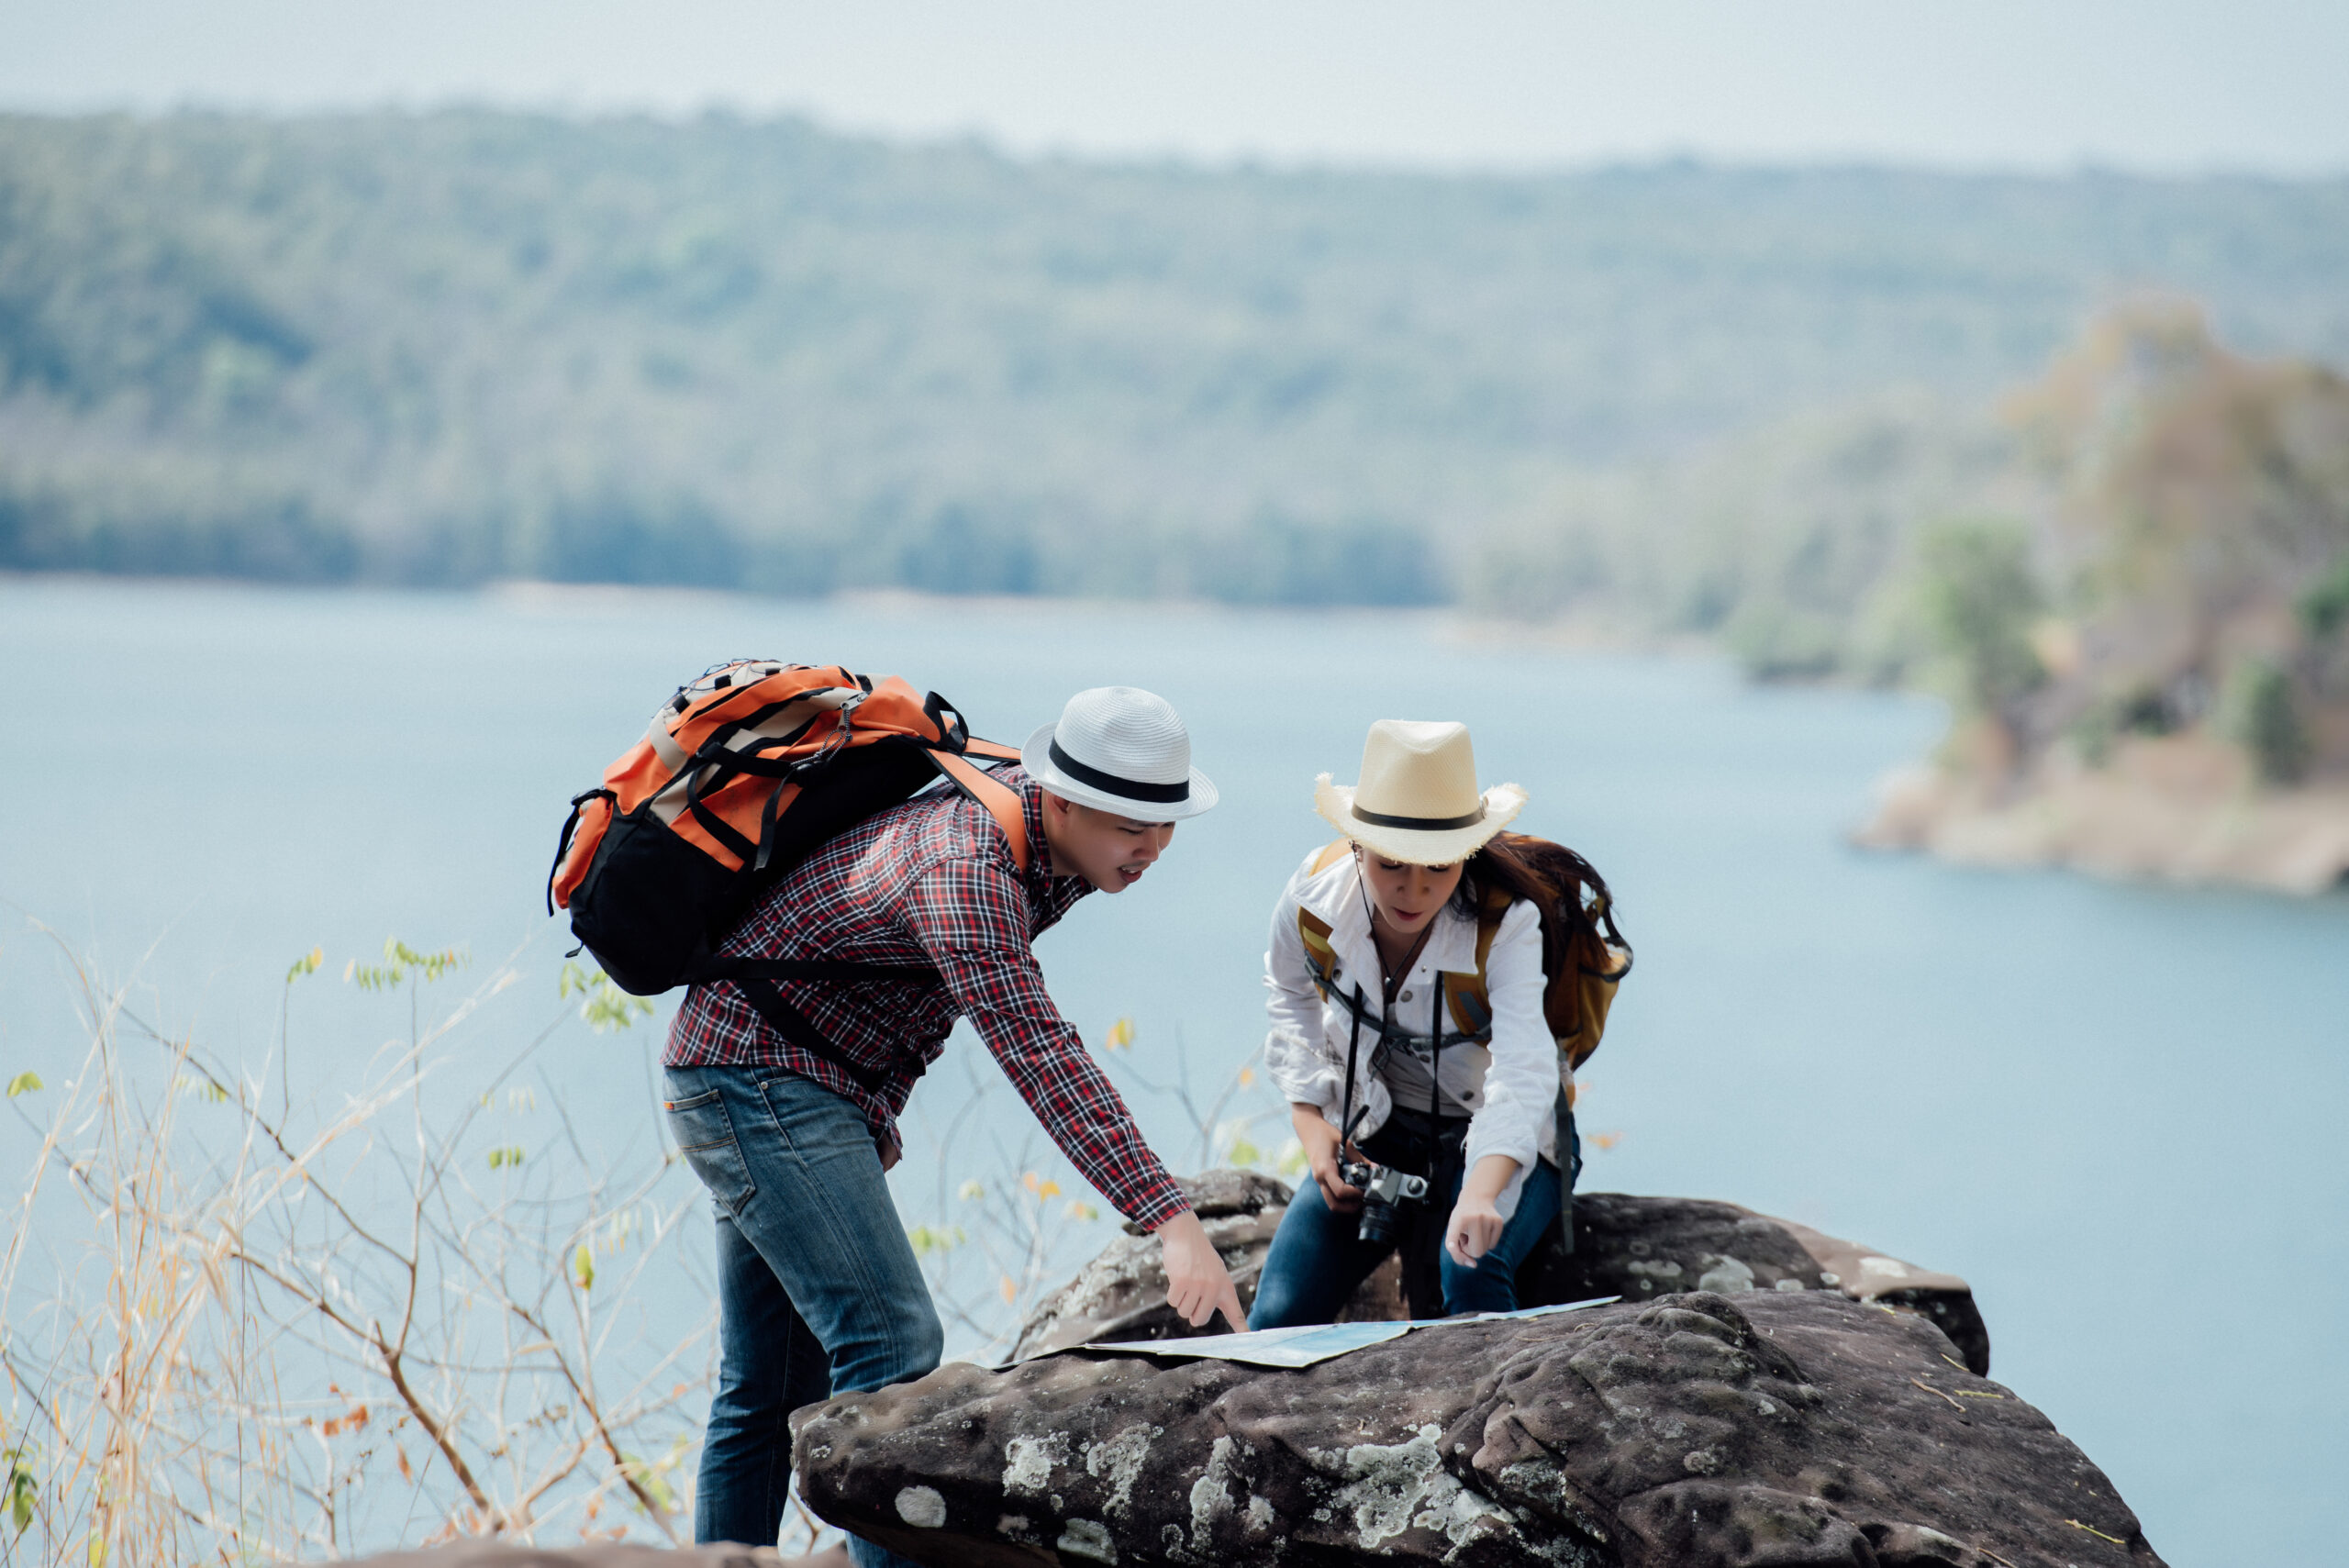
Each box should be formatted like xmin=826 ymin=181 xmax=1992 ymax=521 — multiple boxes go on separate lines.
xmin=1155 ymin=1209 xmax=1250 ymax=1333
xmin=1444 ymin=1154 xmax=1521 ymax=1267
xmin=1292 ymin=1103 xmax=1363 ymax=1214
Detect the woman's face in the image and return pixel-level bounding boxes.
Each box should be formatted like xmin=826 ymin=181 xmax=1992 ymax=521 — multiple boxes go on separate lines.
xmin=1355 ymin=848 xmax=1464 ymax=936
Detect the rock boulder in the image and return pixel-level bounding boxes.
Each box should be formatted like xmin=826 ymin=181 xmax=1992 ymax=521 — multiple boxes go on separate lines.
xmin=794 ymin=1288 xmax=2158 ymax=1567
xmin=1017 ymin=1178 xmax=1988 ymax=1376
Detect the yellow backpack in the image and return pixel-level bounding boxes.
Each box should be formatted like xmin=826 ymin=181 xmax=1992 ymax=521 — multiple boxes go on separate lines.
xmin=1294 ymin=833 xmax=1631 ymax=1073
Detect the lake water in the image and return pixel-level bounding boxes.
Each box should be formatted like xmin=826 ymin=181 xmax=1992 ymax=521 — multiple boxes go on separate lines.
xmin=3 ymin=575 xmax=2344 ymax=1565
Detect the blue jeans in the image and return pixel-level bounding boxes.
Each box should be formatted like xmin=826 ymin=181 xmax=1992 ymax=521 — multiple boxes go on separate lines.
xmin=663 ymin=1067 xmax=941 ymax=1568
xmin=1250 ymin=1121 xmax=1564 ymax=1328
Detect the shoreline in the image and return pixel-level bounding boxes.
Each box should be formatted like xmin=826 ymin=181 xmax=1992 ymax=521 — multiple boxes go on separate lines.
xmin=1854 ymin=732 xmax=2349 ymax=896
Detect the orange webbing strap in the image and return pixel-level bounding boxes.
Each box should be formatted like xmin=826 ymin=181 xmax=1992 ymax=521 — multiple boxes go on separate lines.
xmin=928 ymin=750 xmax=1032 ymax=873
xmin=1310 ymin=838 xmax=1352 ymax=874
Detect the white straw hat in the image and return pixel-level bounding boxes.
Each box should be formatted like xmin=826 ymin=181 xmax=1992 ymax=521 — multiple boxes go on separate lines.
xmin=1314 ymin=719 xmax=1524 ymax=864
xmin=1023 ymin=686 xmax=1219 ymax=820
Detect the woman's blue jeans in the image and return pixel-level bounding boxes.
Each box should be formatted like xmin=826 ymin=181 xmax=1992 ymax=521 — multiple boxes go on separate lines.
xmin=1250 ymin=1123 xmax=1564 ymax=1329
xmin=663 ymin=1066 xmax=941 ymax=1568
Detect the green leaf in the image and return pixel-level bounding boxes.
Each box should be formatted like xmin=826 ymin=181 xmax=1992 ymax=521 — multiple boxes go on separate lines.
xmin=174 ymin=1073 xmax=228 ymax=1104
xmin=573 ymin=966 xmax=654 ymax=1033
xmin=905 ymin=1224 xmax=967 ymax=1258
xmin=572 ymin=1243 xmax=595 ymax=1291
xmin=9 ymin=1461 xmax=34 ymax=1535
xmin=4 ymin=1072 xmax=39 ymax=1099
xmin=352 ymin=938 xmax=466 ymax=990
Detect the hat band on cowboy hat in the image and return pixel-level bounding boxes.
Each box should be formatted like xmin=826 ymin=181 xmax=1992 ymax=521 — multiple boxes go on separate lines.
xmin=1023 ymin=686 xmax=1219 ymax=820
xmin=1348 ymin=801 xmax=1486 ymax=832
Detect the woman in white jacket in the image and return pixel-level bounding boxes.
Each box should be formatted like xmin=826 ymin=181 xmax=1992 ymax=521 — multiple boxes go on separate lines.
xmin=1252 ymin=718 xmax=1576 ymax=1327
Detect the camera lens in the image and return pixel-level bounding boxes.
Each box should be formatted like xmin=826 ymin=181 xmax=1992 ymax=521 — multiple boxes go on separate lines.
xmin=1356 ymin=1200 xmax=1401 ymax=1248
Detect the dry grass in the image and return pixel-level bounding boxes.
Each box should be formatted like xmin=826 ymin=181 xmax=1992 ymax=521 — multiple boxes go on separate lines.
xmin=0 ymin=928 xmax=714 ymax=1563
xmin=0 ymin=935 xmax=1283 ymax=1564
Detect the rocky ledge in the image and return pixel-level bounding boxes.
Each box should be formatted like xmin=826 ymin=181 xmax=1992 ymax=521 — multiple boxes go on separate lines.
xmin=791 ymin=1177 xmax=2152 ymax=1566
xmin=1015 ymin=1176 xmax=1988 ymax=1378
xmin=794 ymin=1288 xmax=2155 ymax=1567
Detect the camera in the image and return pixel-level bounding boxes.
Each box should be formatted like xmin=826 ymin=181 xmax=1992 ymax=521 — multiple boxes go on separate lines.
xmin=1340 ymin=1157 xmax=1430 ymax=1247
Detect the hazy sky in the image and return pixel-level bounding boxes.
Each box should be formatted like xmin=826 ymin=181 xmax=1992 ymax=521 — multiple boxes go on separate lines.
xmin=7 ymin=0 xmax=2346 ymax=175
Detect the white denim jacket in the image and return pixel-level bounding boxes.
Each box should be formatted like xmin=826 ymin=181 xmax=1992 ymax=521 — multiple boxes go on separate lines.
xmin=1262 ymin=846 xmax=1564 ymax=1221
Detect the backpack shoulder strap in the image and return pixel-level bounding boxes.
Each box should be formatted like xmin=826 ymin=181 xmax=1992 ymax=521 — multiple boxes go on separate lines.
xmin=1473 ymin=886 xmax=1508 ymax=972
xmin=1292 ymin=840 xmax=1353 ymax=996
xmin=926 ymin=750 xmax=1032 ymax=874
xmin=1442 ymin=886 xmax=1510 ymax=1037
xmin=1296 ymin=905 xmax=1340 ymax=996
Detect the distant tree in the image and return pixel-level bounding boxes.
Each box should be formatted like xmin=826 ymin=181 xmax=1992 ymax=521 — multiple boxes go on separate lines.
xmin=6 ymin=113 xmax=2349 ymax=601
xmin=2299 ymin=553 xmax=2349 ymax=641
xmin=2221 ymin=659 xmax=2310 ymax=785
xmin=1912 ymin=517 xmax=2046 ymax=719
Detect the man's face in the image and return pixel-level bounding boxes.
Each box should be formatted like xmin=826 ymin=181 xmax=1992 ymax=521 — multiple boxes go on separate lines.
xmin=1042 ymin=795 xmax=1176 ymax=893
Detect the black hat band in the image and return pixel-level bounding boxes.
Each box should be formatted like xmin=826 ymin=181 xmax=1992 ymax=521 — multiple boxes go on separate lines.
xmin=1350 ymin=801 xmax=1487 ymax=832
xmin=1048 ymin=738 xmax=1191 ymax=805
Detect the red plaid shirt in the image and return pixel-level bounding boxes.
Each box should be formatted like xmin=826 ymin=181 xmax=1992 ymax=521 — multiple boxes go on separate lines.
xmin=665 ymin=767 xmax=1189 ymax=1229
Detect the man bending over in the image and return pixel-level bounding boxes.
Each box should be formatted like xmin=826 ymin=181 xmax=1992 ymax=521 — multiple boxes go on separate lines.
xmin=662 ymin=685 xmax=1245 ymax=1566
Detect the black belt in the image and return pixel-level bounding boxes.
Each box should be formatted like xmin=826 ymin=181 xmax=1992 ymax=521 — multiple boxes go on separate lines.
xmin=1381 ymin=1104 xmax=1471 ymax=1151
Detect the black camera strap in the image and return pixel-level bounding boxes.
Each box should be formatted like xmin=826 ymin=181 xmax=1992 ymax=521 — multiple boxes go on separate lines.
xmin=1428 ymin=983 xmax=1448 ymax=1124
xmin=1339 ymin=984 xmax=1369 ymax=1148
xmin=1337 ymin=962 xmax=1475 ymax=1151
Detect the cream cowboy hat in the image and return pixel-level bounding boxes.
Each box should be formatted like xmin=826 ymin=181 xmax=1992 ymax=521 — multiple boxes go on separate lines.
xmin=1023 ymin=685 xmax=1219 ymax=820
xmin=1314 ymin=719 xmax=1525 ymax=864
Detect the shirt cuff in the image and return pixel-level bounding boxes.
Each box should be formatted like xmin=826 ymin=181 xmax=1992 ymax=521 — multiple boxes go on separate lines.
xmin=1461 ymin=1121 xmax=1539 ymax=1185
xmin=1123 ymin=1176 xmax=1193 ymax=1232
xmin=1266 ymin=1060 xmax=1342 ymax=1113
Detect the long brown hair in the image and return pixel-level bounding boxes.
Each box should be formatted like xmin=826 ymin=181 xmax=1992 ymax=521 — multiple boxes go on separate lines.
xmin=1451 ymin=831 xmax=1612 ymax=974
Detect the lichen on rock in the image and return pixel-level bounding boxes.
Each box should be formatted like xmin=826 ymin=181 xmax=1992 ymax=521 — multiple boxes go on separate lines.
xmin=793 ymin=1284 xmax=2159 ymax=1567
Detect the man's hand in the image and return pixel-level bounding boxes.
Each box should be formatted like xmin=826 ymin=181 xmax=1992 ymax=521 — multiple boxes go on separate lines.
xmin=1292 ymin=1103 xmax=1363 ymax=1214
xmin=1156 ymin=1209 xmax=1249 ymax=1333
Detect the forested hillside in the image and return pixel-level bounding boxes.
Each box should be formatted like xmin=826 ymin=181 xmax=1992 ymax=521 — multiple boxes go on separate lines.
xmin=3 ymin=111 xmax=2346 ymax=604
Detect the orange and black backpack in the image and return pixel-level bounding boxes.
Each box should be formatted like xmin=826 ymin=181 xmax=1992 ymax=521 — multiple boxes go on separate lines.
xmin=548 ymin=660 xmax=1030 ymax=999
